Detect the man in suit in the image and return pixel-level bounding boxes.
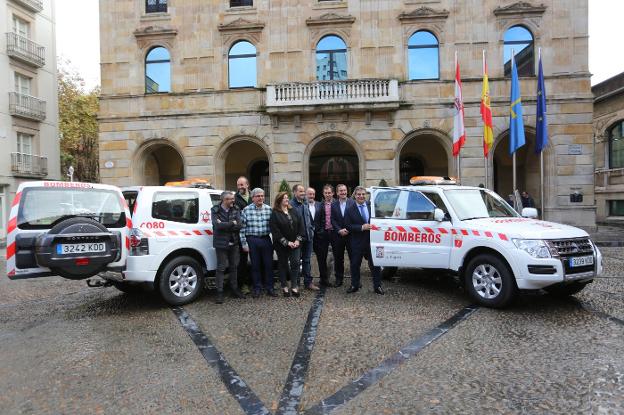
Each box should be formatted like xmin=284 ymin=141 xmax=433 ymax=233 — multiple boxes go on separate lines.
xmin=234 ymin=176 xmax=252 ymax=294
xmin=291 ymin=184 xmax=319 ymax=290
xmin=345 ymin=186 xmax=383 ymax=295
xmin=330 ymin=184 xmax=353 ymax=287
xmin=313 ymin=184 xmax=336 ymax=287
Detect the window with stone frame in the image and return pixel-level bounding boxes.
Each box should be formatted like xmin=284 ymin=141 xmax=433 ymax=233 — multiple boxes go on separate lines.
xmin=408 ymin=30 xmax=439 ymax=80
xmin=316 ymin=35 xmax=348 ymax=81
xmin=609 ymin=120 xmax=624 ymax=169
xmin=145 ymin=46 xmax=171 ymax=93
xmin=228 ymin=41 xmax=257 ymax=88
xmin=503 ymin=25 xmax=535 ymax=77
xmin=146 ymin=0 xmax=167 ymax=13
xmin=230 ymin=0 xmax=252 ymax=7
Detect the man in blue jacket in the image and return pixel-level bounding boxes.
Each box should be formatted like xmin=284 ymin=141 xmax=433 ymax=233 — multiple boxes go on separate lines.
xmin=344 ymin=186 xmax=383 ymax=295
xmin=330 ymin=184 xmax=354 ymax=287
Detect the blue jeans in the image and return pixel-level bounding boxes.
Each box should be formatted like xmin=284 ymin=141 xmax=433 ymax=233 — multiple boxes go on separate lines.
xmin=300 ymin=239 xmax=313 ymax=286
xmin=247 ymin=236 xmax=274 ymax=293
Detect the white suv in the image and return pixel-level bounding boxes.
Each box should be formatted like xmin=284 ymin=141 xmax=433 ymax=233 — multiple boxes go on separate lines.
xmin=369 ymin=179 xmax=602 ymax=308
xmin=121 ymin=186 xmax=223 ymax=305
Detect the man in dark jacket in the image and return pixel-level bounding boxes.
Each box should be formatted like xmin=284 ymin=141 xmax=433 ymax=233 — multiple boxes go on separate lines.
xmin=234 ymin=176 xmax=251 ymax=294
xmin=212 ymin=191 xmax=246 ymax=303
xmin=314 ymin=184 xmax=337 ymax=287
xmin=345 ymin=186 xmax=383 ymax=295
xmin=330 ymin=184 xmax=354 ymax=287
xmin=291 ymin=184 xmax=319 ymax=290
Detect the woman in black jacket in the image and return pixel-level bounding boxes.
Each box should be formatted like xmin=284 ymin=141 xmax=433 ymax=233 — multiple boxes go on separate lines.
xmin=270 ymin=191 xmax=305 ymax=297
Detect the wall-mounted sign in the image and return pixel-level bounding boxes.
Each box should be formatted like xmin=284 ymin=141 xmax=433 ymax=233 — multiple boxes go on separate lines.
xmin=568 ymin=144 xmax=582 ymax=155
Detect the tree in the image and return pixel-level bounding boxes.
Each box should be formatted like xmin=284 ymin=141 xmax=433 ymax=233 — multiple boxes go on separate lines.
xmin=278 ymin=179 xmax=292 ymax=198
xmin=58 ymin=58 xmax=100 ymax=182
xmin=379 ymin=179 xmax=388 ymax=187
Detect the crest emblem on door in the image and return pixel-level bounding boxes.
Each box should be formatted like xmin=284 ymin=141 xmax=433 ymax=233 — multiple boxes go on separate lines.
xmin=201 ymin=211 xmax=210 ymax=223
xmin=454 ymin=238 xmax=463 ymax=248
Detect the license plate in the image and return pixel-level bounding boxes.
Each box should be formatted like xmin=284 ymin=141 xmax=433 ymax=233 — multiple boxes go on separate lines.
xmin=56 ymin=243 xmax=106 ymax=255
xmin=569 ymin=255 xmax=594 ymax=267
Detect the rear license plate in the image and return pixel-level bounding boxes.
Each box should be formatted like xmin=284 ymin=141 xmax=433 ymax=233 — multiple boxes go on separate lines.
xmin=569 ymin=255 xmax=594 ymax=267
xmin=56 ymin=243 xmax=106 ymax=255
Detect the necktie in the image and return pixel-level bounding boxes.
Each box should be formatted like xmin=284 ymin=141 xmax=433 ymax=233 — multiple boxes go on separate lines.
xmin=359 ymin=204 xmax=368 ymax=223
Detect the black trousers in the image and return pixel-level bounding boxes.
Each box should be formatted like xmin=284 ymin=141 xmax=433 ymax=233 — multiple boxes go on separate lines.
xmin=350 ymin=245 xmax=381 ymax=290
xmin=237 ymin=245 xmax=251 ymax=288
xmin=332 ymin=233 xmax=352 ymax=284
xmin=314 ymin=231 xmax=337 ymax=284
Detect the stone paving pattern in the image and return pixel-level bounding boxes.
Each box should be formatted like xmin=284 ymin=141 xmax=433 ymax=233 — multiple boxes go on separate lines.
xmin=0 ymin=248 xmax=622 ymax=414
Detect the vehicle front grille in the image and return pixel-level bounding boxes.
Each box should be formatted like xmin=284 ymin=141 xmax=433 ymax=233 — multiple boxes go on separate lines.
xmin=547 ymin=238 xmax=593 ymax=257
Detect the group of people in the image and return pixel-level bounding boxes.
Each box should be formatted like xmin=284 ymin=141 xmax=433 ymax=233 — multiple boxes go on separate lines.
xmin=210 ymin=176 xmax=384 ymax=304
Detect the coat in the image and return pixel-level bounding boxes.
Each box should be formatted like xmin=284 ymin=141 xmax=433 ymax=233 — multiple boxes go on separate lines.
xmin=235 ymin=191 xmax=251 ymax=211
xmin=331 ymin=198 xmax=355 ymax=234
xmin=290 ymin=197 xmax=314 ymax=242
xmin=344 ymin=201 xmax=373 ymax=253
xmin=211 ymin=204 xmax=242 ymax=250
xmin=270 ymin=208 xmax=305 ymax=249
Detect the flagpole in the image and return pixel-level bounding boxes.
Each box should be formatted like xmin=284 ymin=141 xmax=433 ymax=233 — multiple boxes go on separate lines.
xmin=511 ymin=49 xmax=517 ymax=205
xmin=455 ymin=50 xmax=461 ymax=182
xmin=483 ymin=50 xmax=488 ymax=188
xmin=538 ymin=47 xmax=545 ymax=219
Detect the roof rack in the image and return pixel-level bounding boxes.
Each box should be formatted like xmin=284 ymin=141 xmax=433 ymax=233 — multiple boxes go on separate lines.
xmin=409 ymin=176 xmax=458 ymax=186
xmin=165 ymin=178 xmax=214 ymax=189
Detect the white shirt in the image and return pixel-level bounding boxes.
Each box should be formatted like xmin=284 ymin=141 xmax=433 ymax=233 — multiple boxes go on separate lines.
xmin=308 ymin=202 xmax=316 ymax=219
xmin=339 ymin=199 xmax=347 ymax=216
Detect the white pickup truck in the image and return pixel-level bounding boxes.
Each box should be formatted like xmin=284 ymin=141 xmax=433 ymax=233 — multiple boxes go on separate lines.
xmin=368 ymin=178 xmax=602 ymax=307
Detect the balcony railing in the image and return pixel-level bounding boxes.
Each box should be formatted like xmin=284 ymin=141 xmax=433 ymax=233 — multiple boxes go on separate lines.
xmin=6 ymin=32 xmax=45 ymax=68
xmin=266 ymin=79 xmax=399 ymax=108
xmin=11 ymin=153 xmax=48 ymax=177
xmin=9 ymin=92 xmax=46 ymax=121
xmin=9 ymin=0 xmax=43 ymax=12
xmin=595 ymin=167 xmax=624 ymax=188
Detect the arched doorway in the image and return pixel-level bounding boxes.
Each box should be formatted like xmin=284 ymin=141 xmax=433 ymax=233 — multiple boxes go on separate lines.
xmin=140 ymin=142 xmax=184 ymax=185
xmin=492 ymin=130 xmax=540 ymax=204
xmin=222 ymin=140 xmax=270 ymax=197
xmin=309 ymin=138 xmax=359 ymax=195
xmin=398 ymin=132 xmax=451 ymax=185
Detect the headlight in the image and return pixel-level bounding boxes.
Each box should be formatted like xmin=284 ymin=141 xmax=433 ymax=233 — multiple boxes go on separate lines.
xmin=512 ymin=239 xmax=551 ymax=258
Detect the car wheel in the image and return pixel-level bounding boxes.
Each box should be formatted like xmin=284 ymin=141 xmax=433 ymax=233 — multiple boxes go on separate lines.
xmin=381 ymin=266 xmax=398 ymax=281
xmin=158 ymin=256 xmax=204 ymax=306
xmin=464 ymin=254 xmax=516 ymax=308
xmin=544 ymin=281 xmax=589 ymax=297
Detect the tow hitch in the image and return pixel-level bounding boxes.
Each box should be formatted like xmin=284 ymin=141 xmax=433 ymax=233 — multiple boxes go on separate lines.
xmin=86 ymin=279 xmax=114 ymax=288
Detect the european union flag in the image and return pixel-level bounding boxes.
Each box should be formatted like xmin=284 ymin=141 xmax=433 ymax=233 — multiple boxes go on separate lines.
xmin=509 ymin=54 xmax=526 ymax=155
xmin=535 ymin=54 xmax=548 ymax=153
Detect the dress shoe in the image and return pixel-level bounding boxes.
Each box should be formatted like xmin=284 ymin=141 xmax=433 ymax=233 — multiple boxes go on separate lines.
xmin=215 ymin=291 xmax=224 ymax=304
xmin=267 ymin=291 xmax=278 ymax=297
xmin=282 ymin=288 xmax=291 ymax=297
xmin=346 ymin=286 xmax=359 ymax=294
xmin=291 ymin=289 xmax=300 ymax=297
xmin=306 ymin=283 xmax=320 ymax=291
xmin=374 ymin=286 xmax=385 ymax=295
xmin=231 ymin=289 xmax=246 ymax=299
xmin=319 ymin=281 xmax=333 ymax=288
xmin=334 ymin=280 xmax=343 ymax=287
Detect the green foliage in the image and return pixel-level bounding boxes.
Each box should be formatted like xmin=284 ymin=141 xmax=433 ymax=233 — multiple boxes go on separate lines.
xmin=58 ymin=58 xmax=100 ymax=182
xmin=379 ymin=179 xmax=388 ymax=187
xmin=278 ymin=179 xmax=292 ymax=199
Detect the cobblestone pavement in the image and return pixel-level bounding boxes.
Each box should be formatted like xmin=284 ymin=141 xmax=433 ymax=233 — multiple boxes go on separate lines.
xmin=0 ymin=248 xmax=622 ymax=414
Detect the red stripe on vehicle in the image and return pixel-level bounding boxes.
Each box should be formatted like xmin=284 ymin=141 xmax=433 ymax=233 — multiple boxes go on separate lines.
xmin=181 ymin=230 xmax=192 ymax=236
xmin=424 ymin=227 xmax=434 ymax=234
xmin=125 ymin=237 xmax=130 ymax=249
xmin=168 ymin=231 xmax=177 ymax=236
xmin=7 ymin=217 xmax=17 ymax=234
xmin=438 ymin=228 xmax=449 ymax=234
xmin=371 ymin=225 xmax=380 ymax=231
xmin=472 ymin=230 xmax=480 ymax=236
xmin=11 ymin=192 xmax=21 ymax=207
xmin=485 ymin=231 xmax=493 ymax=238
xmin=410 ymin=226 xmax=420 ymax=233
xmin=499 ymin=233 xmax=508 ymax=241
xmin=6 ymin=242 xmax=16 ymax=260
xmin=451 ymin=229 xmax=458 ymax=235
xmin=7 ymin=269 xmax=15 ymax=278
xmin=461 ymin=229 xmax=469 ymax=236
xmin=395 ymin=226 xmax=407 ymax=233
xmin=204 ymin=230 xmax=213 ymax=235
xmin=126 ymin=218 xmax=133 ymax=228
xmin=193 ymin=230 xmax=202 ymax=235
xmin=142 ymin=231 xmax=153 ymax=237
xmin=155 ymin=231 xmax=166 ymax=237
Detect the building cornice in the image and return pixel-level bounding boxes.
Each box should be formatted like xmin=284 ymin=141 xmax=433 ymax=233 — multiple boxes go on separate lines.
xmin=493 ymin=2 xmax=547 ymax=17
xmin=218 ymin=18 xmax=265 ymax=33
xmin=398 ymin=6 xmax=450 ymax=23
xmin=305 ymin=13 xmax=355 ymax=27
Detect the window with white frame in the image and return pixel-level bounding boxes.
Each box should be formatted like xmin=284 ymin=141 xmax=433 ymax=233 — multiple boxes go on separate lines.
xmin=14 ymin=73 xmax=31 ymax=96
xmin=17 ymin=133 xmax=33 ymax=155
xmin=0 ymin=187 xmax=5 ymax=239
xmin=12 ymin=15 xmax=30 ymax=38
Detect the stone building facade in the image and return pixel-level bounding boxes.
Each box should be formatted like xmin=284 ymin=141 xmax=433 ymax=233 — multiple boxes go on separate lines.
xmin=0 ymin=0 xmax=59 ymax=243
xmin=593 ymin=72 xmax=624 ymax=224
xmin=98 ymin=0 xmax=595 ymax=226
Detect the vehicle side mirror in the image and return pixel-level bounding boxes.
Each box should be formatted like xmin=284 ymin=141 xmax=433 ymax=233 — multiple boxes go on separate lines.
xmin=521 ymin=207 xmax=538 ymax=219
xmin=434 ymin=208 xmax=445 ymax=222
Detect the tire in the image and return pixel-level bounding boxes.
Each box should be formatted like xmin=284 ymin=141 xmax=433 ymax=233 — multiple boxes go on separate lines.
xmin=545 ymin=281 xmax=589 ymax=297
xmin=157 ymin=256 xmax=204 ymax=306
xmin=381 ymin=266 xmax=398 ymax=281
xmin=112 ymin=281 xmax=144 ymax=295
xmin=464 ymin=254 xmax=516 ymax=308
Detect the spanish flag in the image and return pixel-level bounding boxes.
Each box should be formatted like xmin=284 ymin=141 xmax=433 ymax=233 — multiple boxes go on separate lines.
xmin=480 ymin=52 xmax=494 ymax=157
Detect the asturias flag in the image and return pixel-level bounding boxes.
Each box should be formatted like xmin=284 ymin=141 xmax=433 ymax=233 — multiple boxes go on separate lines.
xmin=481 ymin=57 xmax=494 ymax=157
xmin=535 ymin=53 xmax=548 ymax=153
xmin=453 ymin=57 xmax=466 ymax=157
xmin=509 ymin=53 xmax=526 ymax=154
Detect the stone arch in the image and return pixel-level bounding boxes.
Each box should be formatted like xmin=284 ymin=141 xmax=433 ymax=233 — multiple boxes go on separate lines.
xmin=304 ymin=131 xmax=363 ymax=195
xmin=214 ymin=135 xmax=273 ymax=195
xmin=395 ymin=128 xmax=454 ymax=185
xmin=133 ymin=138 xmax=185 ymax=185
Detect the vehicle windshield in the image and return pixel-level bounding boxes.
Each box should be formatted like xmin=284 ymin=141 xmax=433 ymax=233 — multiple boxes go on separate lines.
xmin=18 ymin=187 xmax=125 ymax=229
xmin=444 ymin=189 xmax=519 ymax=220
